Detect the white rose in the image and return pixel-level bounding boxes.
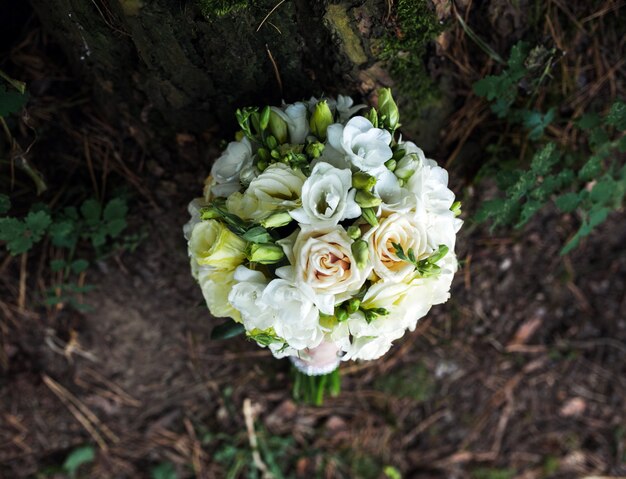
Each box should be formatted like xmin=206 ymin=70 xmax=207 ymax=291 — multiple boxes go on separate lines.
xmin=342 ymin=335 xmax=395 ymax=361
xmin=281 ymin=226 xmax=370 ymax=312
xmin=226 ymin=163 xmax=306 ymax=221
xmin=261 ymin=279 xmax=324 ymax=350
xmin=289 ymin=162 xmax=360 ymax=226
xmin=272 ymin=102 xmax=309 ymax=144
xmin=327 ymin=117 xmax=393 ymax=173
xmin=228 ymin=266 xmax=325 ymax=351
xmin=364 ymin=212 xmax=432 ymax=282
xmin=209 ymin=138 xmax=253 ymax=197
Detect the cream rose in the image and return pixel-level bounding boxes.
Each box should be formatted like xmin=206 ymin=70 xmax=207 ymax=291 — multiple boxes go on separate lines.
xmin=188 ymin=219 xmax=247 ymax=269
xmin=283 ymin=227 xmax=370 ymax=311
xmin=364 ymin=212 xmax=431 ymax=281
xmin=226 ymin=163 xmax=306 ymax=221
xmin=197 ymin=266 xmax=241 ymax=321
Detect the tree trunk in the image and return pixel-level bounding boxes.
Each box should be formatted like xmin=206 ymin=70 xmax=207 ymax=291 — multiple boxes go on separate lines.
xmin=29 ymin=0 xmax=448 ymax=145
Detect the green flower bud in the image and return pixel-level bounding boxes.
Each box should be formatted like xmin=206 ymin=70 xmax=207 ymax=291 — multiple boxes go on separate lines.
xmin=351 ymin=239 xmax=369 ymax=269
xmin=309 ymin=100 xmax=333 ymax=140
xmin=352 ymin=171 xmax=377 ymax=191
xmin=260 ymin=211 xmax=293 ymax=228
xmin=395 ymin=153 xmax=419 ymax=180
xmin=260 ymin=105 xmax=271 ymax=131
xmin=268 ymin=110 xmax=288 ymax=144
xmin=355 ymin=190 xmax=382 ymax=208
xmin=346 ymin=224 xmax=362 ymax=240
xmin=257 ymin=147 xmax=270 ymax=162
xmin=346 ymin=298 xmax=361 ymax=314
xmin=334 ymin=307 xmax=349 ymax=323
xmin=361 ymin=207 xmax=378 ymax=227
xmin=247 ymin=243 xmax=285 ymax=264
xmin=378 ymin=88 xmax=400 ymax=131
xmin=266 ymin=135 xmax=278 ymax=150
xmin=451 ymin=201 xmax=462 ymax=217
xmin=366 ymin=107 xmax=378 ymax=128
xmin=384 ymin=159 xmax=397 ymax=172
xmin=257 ymin=159 xmax=268 ymax=171
xmin=305 ymin=141 xmax=325 ymax=159
xmin=392 ymin=148 xmax=406 ymax=160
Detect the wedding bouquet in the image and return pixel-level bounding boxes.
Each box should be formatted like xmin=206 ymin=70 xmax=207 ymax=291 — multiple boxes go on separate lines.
xmin=184 ymin=89 xmax=462 ymax=397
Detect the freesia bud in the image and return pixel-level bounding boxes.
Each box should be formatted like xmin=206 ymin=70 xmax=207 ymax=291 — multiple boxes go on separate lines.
xmin=346 ymin=298 xmax=361 ymax=314
xmin=352 ymin=171 xmax=377 ymax=191
xmin=309 ymin=100 xmax=333 ymax=140
xmin=384 ymin=159 xmax=397 ymax=171
xmin=247 ymin=243 xmax=285 ymax=264
xmin=305 ymin=141 xmax=325 ymax=159
xmin=355 ymin=190 xmax=382 ymax=208
xmin=361 ymin=207 xmax=378 ymax=226
xmin=260 ymin=105 xmax=271 ymax=131
xmin=365 ymin=107 xmax=378 ymax=128
xmin=334 ymin=307 xmax=349 ymax=322
xmin=268 ymin=110 xmax=288 ymax=144
xmin=351 ymin=239 xmax=369 ymax=269
xmin=394 ymin=153 xmax=419 ymax=180
xmin=378 ymin=88 xmax=399 ymax=131
xmin=346 ymin=225 xmax=362 ymax=240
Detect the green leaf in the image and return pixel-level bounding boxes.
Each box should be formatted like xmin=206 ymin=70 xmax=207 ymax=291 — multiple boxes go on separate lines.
xmin=577 ymin=112 xmax=601 ymax=130
xmin=555 ymin=192 xmax=580 ymax=213
xmin=0 ymin=194 xmax=10 ymax=215
xmin=62 ymin=445 xmax=95 ymax=478
xmin=561 ymin=206 xmax=610 ymax=255
xmin=516 ymin=200 xmax=542 ymax=227
xmin=49 ymin=220 xmax=77 ymax=248
xmin=211 ymin=321 xmax=245 ymax=340
xmin=606 ymin=100 xmax=626 ymax=130
xmin=578 ymin=154 xmax=603 ymax=181
xmin=590 ymin=178 xmax=617 ymax=205
xmin=0 ymin=85 xmax=27 ymax=117
xmin=151 ymin=462 xmax=177 ymax=479
xmin=523 ymin=108 xmax=555 ymax=140
xmin=103 ymin=197 xmax=128 ymax=221
xmin=25 ymin=210 xmax=52 ymax=242
xmin=105 ymin=218 xmax=127 ymax=238
xmin=530 ymin=143 xmax=558 ymax=176
xmin=71 ymin=259 xmax=89 ymax=274
xmin=242 ymin=226 xmax=272 ymax=243
xmin=81 ymin=199 xmax=102 ymax=225
xmin=50 ymin=259 xmax=66 ymax=272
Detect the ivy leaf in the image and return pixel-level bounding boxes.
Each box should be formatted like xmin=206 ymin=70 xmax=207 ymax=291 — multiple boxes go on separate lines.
xmin=0 ymin=194 xmax=10 ymax=215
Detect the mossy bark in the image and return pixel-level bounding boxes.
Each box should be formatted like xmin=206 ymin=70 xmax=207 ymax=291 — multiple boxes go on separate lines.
xmin=29 ymin=0 xmax=446 ymax=142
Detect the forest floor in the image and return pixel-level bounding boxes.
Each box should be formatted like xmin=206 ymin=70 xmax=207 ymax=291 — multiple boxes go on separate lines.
xmin=1 ymin=1 xmax=625 ymax=479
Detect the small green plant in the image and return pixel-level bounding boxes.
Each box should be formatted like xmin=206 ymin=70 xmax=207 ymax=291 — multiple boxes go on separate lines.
xmin=62 ymin=445 xmax=96 ymax=478
xmin=0 ymin=194 xmax=133 ymax=310
xmin=151 ymin=462 xmax=178 ymax=479
xmin=473 ymin=40 xmax=626 ymax=254
xmin=471 ymin=468 xmax=516 ymax=479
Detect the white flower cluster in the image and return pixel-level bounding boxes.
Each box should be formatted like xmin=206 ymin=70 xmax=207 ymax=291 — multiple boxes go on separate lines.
xmin=185 ymin=90 xmax=462 ymax=362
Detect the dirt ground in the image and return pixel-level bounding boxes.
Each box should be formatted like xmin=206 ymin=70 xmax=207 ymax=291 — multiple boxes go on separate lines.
xmin=1 ymin=1 xmax=626 ymax=478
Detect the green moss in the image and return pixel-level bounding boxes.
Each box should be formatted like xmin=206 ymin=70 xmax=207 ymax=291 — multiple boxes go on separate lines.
xmin=325 ymin=4 xmax=368 ymax=66
xmin=196 ymin=0 xmax=249 ymax=18
xmin=381 ymin=0 xmax=444 ymax=103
